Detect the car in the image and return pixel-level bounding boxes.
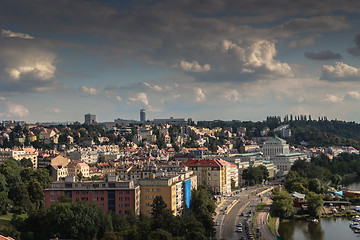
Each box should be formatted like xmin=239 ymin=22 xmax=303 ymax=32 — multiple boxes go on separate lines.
xmin=214 ymin=222 xmax=220 ymax=226
xmin=241 ymin=237 xmax=246 ymax=240
xmin=237 ymin=223 xmax=242 ymax=227
xmin=236 ymin=227 xmax=242 ymax=232
xmin=240 ymin=212 xmax=244 ymax=216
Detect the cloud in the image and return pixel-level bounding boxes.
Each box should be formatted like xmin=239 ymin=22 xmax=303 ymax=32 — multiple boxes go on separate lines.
xmin=216 ymin=39 xmax=292 ymax=78
xmin=325 ymin=94 xmax=343 ymax=103
xmin=174 ymin=60 xmax=211 ymax=72
xmin=345 ymin=91 xmax=360 ymax=100
xmin=288 ymin=34 xmax=322 ymax=48
xmin=0 ymin=36 xmax=59 ymax=93
xmin=143 ymin=82 xmax=163 ymax=91
xmin=129 ymin=92 xmax=149 ymax=106
xmin=0 ymin=97 xmax=29 ymax=118
xmin=194 ymin=87 xmax=206 ymax=102
xmin=224 ymin=89 xmax=241 ymax=102
xmin=1 ymin=29 xmax=34 ymax=39
xmin=274 ymin=16 xmax=350 ymax=35
xmin=80 ymin=86 xmax=101 ymax=95
xmin=304 ymin=50 xmax=342 ymax=60
xmin=320 ymin=62 xmax=360 ymax=81
xmin=347 ymin=33 xmax=360 ymax=57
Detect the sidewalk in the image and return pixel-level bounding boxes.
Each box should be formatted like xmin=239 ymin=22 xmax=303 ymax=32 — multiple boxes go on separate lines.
xmin=256 ymin=202 xmax=276 ymax=240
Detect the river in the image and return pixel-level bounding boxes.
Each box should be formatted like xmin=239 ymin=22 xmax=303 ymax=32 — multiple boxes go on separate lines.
xmin=278 ymin=181 xmax=360 ymax=240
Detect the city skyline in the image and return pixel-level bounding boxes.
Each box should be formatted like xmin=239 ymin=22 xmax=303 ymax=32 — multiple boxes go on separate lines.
xmin=1 ymin=1 xmax=360 ymax=123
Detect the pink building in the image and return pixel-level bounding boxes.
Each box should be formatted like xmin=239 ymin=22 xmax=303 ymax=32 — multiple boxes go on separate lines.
xmin=44 ymin=176 xmax=140 ymax=215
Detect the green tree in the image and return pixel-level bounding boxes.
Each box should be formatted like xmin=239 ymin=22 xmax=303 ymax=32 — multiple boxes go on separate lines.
xmin=270 ymin=188 xmax=295 ymax=219
xmin=190 ymin=185 xmax=216 ymax=238
xmin=306 ymin=192 xmax=324 ymax=218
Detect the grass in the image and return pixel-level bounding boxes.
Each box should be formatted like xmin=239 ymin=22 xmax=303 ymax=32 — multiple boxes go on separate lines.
xmin=267 ymin=214 xmax=278 ymax=237
xmin=0 ymin=213 xmax=28 ymax=221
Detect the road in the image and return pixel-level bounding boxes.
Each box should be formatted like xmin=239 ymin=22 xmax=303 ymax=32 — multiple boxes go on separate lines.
xmin=214 ymin=185 xmax=272 ymax=240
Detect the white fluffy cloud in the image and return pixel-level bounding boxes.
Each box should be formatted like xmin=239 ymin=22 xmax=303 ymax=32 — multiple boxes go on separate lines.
xmin=325 ymin=94 xmax=343 ymax=103
xmin=1 ymin=29 xmax=34 ymax=39
xmin=194 ymin=87 xmax=206 ymax=102
xmin=321 ymin=62 xmax=360 ymax=81
xmin=0 ymin=97 xmax=29 ymax=118
xmin=129 ymin=92 xmax=149 ymax=106
xmin=175 ymin=60 xmax=211 ymax=72
xmin=0 ymin=32 xmax=59 ymax=93
xmin=346 ymin=91 xmax=360 ymax=100
xmin=221 ymin=40 xmax=292 ymax=76
xmin=80 ymin=86 xmax=101 ymax=95
xmin=143 ymin=82 xmax=163 ymax=91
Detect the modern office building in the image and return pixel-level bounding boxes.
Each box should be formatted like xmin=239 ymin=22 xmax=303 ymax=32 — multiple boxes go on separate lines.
xmin=140 ymin=109 xmax=146 ymax=122
xmin=44 ymin=175 xmax=140 ymax=215
xmin=84 ymin=113 xmax=96 ymax=125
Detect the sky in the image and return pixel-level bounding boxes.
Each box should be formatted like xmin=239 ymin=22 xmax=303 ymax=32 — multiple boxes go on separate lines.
xmin=1 ymin=0 xmax=360 ymax=123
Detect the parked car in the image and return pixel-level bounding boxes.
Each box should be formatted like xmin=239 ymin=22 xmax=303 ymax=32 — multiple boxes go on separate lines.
xmin=236 ymin=227 xmax=242 ymax=232
xmin=214 ymin=222 xmax=220 ymax=226
xmin=237 ymin=223 xmax=242 ymax=227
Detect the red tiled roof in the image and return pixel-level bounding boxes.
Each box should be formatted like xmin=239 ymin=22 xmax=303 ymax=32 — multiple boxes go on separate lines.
xmin=184 ymin=159 xmax=227 ymax=167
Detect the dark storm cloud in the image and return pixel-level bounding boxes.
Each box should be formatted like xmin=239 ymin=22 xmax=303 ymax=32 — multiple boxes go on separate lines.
xmin=347 ymin=33 xmax=360 ymax=57
xmin=0 ymin=0 xmax=356 ymax=84
xmin=304 ymin=50 xmax=342 ymax=60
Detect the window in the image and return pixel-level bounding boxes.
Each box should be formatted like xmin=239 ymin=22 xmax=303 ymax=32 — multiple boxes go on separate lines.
xmin=119 ymin=197 xmax=123 ymax=201
xmin=101 ymin=197 xmax=104 ymax=201
xmin=125 ymin=204 xmax=130 ymax=207
xmin=146 ymin=196 xmax=150 ymax=199
xmin=101 ymin=204 xmax=104 ymax=207
xmin=119 ymin=204 xmax=122 ymax=207
xmin=145 ymin=188 xmax=149 ymax=192
xmin=125 ymin=197 xmax=130 ymax=201
xmin=50 ymin=197 xmax=56 ymax=202
xmin=146 ymin=203 xmax=150 ymax=207
xmin=157 ymin=188 xmax=161 ymax=192
xmin=124 ymin=190 xmax=130 ymax=194
xmin=81 ymin=197 xmax=88 ymax=201
xmin=93 ymin=197 xmax=98 ymax=201
xmin=82 ymin=190 xmax=88 ymax=194
xmin=50 ymin=191 xmax=55 ymax=195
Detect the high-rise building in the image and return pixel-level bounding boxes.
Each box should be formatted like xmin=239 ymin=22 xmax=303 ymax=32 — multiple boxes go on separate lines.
xmin=140 ymin=109 xmax=146 ymax=122
xmin=85 ymin=113 xmax=96 ymax=125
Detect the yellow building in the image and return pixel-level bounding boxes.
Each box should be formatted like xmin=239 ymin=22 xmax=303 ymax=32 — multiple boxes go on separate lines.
xmin=139 ymin=177 xmax=178 ymax=216
xmin=185 ymin=159 xmax=232 ymax=195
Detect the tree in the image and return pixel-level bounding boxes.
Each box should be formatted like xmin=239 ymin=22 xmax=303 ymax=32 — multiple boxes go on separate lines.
xmin=20 ymin=158 xmax=33 ymax=168
xmin=22 ymin=202 xmax=112 ymax=240
xmin=270 ymin=188 xmax=295 ymax=219
xmin=190 ymin=185 xmax=216 ymax=238
xmin=306 ymin=192 xmax=324 ymax=218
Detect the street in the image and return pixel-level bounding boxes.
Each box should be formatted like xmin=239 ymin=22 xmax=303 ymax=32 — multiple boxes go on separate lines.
xmin=214 ymin=185 xmax=273 ymax=240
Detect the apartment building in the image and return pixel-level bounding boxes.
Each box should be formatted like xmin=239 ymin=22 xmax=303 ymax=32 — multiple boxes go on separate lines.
xmin=184 ymin=158 xmax=231 ymax=195
xmin=139 ymin=173 xmax=196 ymax=216
xmin=44 ymin=176 xmax=140 ymax=215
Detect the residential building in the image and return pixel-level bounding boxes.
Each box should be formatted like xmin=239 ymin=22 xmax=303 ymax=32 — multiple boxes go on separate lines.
xmin=67 ymin=161 xmax=90 ymax=178
xmin=139 ymin=173 xmax=196 ymax=216
xmin=44 ymin=176 xmax=140 ymax=215
xmin=184 ymin=159 xmax=232 ymax=195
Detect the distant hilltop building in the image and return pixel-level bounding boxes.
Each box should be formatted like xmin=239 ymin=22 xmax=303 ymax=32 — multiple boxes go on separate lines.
xmin=140 ymin=109 xmax=146 ymax=122
xmin=84 ymin=113 xmax=96 ymax=125
xmin=153 ymin=117 xmax=187 ymax=125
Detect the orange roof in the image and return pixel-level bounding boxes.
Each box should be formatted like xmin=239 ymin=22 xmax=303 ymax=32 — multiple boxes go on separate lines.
xmin=0 ymin=235 xmax=15 ymax=240
xmin=184 ymin=159 xmax=227 ymax=167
